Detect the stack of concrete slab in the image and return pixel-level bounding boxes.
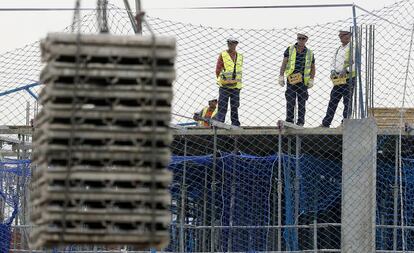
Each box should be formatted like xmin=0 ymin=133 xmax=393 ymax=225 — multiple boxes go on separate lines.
xmin=30 ymin=33 xmax=175 ymax=249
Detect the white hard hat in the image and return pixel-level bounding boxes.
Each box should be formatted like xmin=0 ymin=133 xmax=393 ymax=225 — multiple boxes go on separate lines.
xmin=227 ymin=36 xmax=239 ymax=43
xmin=339 ymin=27 xmax=352 ymax=34
xmin=297 ymin=33 xmax=308 ymax=38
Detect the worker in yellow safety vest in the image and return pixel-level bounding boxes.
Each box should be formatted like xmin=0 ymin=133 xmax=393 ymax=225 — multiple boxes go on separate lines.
xmin=279 ymin=33 xmax=316 ymax=127
xmin=215 ymin=36 xmax=243 ymax=126
xmin=321 ymin=28 xmax=356 ymax=128
xmin=193 ymin=99 xmax=218 ymax=127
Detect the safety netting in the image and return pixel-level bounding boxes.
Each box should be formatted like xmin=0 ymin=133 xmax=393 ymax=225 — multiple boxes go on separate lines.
xmin=0 ymin=0 xmax=414 ymax=252
xmin=167 ymin=136 xmax=414 ymax=252
xmin=0 ymin=159 xmax=30 ymax=252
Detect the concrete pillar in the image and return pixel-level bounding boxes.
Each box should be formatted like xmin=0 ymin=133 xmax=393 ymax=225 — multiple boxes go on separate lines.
xmin=341 ymin=118 xmax=377 ymax=253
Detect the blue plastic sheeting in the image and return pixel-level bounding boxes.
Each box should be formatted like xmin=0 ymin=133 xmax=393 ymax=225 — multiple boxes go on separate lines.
xmin=167 ymin=152 xmax=414 ymax=252
xmin=376 ymin=157 xmax=414 ymax=251
xmin=0 ymin=159 xmax=30 ymax=252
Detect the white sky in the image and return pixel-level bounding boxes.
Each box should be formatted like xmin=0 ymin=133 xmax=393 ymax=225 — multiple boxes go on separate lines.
xmin=0 ymin=0 xmax=399 ymax=54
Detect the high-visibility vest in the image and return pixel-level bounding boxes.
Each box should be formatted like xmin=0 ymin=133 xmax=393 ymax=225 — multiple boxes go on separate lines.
xmin=344 ymin=47 xmax=357 ymax=78
xmin=217 ymin=51 xmax=243 ymax=89
xmin=284 ymin=45 xmax=313 ymax=86
xmin=198 ymin=107 xmax=218 ymax=126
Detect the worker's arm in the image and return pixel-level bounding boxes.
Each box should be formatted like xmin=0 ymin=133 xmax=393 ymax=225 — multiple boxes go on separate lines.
xmin=215 ymin=54 xmax=224 ymax=78
xmin=310 ymin=60 xmax=316 ymax=79
xmin=279 ymin=57 xmax=288 ymax=76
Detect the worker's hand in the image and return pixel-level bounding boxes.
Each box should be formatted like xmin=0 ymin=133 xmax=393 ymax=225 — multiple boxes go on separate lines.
xmin=193 ymin=113 xmax=200 ymax=121
xmin=278 ymin=76 xmax=285 ymax=87
xmin=330 ymin=70 xmax=337 ymax=79
xmin=308 ymin=79 xmax=314 ymax=89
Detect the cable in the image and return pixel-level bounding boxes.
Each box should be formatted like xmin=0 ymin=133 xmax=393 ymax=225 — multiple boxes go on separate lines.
xmin=0 ymin=7 xmax=97 ymax=11
xmin=61 ymin=0 xmax=82 ymax=246
xmin=183 ymin=4 xmax=354 ymax=10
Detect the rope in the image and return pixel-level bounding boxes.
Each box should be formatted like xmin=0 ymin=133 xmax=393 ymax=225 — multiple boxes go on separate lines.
xmin=61 ymin=0 xmax=82 ymax=245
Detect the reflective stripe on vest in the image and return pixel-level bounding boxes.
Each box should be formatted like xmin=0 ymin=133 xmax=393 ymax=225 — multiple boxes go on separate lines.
xmin=217 ymin=51 xmax=243 ymax=89
xmin=198 ymin=107 xmax=218 ymax=126
xmin=344 ymin=47 xmax=356 ymax=78
xmin=284 ymin=45 xmax=313 ymax=86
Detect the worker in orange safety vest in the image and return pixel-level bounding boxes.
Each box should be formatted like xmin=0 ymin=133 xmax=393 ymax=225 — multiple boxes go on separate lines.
xmin=193 ymin=99 xmax=218 ymax=127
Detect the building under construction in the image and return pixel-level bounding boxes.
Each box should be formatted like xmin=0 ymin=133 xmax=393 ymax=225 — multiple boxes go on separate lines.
xmin=0 ymin=0 xmax=414 ymax=252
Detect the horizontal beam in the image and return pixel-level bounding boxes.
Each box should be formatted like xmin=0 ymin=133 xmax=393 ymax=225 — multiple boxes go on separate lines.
xmin=0 ymin=126 xmax=33 ymax=135
xmin=0 ymin=82 xmax=40 ymax=98
xmin=185 ymin=4 xmax=354 ymax=10
xmin=172 ymin=126 xmax=413 ymax=136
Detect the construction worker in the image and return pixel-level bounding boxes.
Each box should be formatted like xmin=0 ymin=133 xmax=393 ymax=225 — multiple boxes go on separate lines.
xmin=279 ymin=33 xmax=315 ymax=127
xmin=193 ymin=99 xmax=218 ymax=127
xmin=215 ymin=36 xmax=243 ymax=126
xmin=321 ymin=28 xmax=356 ymax=128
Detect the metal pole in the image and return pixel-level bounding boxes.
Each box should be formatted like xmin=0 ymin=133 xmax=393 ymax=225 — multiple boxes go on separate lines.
xmin=349 ymin=27 xmax=357 ymax=119
xmin=365 ymin=26 xmax=370 ymax=114
xmin=210 ymin=126 xmax=218 ymax=253
xmin=135 ymin=0 xmax=141 ymax=13
xmin=123 ymin=0 xmax=138 ymax=33
xmin=313 ymin=219 xmax=318 ymax=253
xmin=202 ymin=148 xmax=208 ymax=252
xmin=228 ymin=137 xmax=238 ymax=252
xmin=371 ymin=25 xmax=375 ymax=110
xmin=179 ymin=137 xmax=188 ymax=253
xmin=25 ymin=101 xmax=30 ymax=127
xmin=277 ymin=131 xmax=283 ymax=251
xmin=135 ymin=0 xmax=144 ymax=34
xmin=352 ymin=4 xmax=365 ymax=118
xmin=392 ymin=137 xmax=399 ymax=251
xmin=272 ymin=164 xmax=277 ymax=250
xmin=294 ymin=135 xmax=300 ymax=248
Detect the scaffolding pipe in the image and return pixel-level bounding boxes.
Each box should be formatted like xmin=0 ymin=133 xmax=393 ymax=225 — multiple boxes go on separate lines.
xmin=313 ymin=219 xmax=318 ymax=253
xmin=393 ymin=137 xmax=398 ymax=251
xmin=294 ymin=135 xmax=300 ymax=246
xmin=179 ymin=137 xmax=188 ymax=253
xmin=352 ymin=5 xmax=365 ymax=118
xmin=210 ymin=126 xmax=218 ymax=253
xmin=277 ymin=130 xmax=282 ymax=251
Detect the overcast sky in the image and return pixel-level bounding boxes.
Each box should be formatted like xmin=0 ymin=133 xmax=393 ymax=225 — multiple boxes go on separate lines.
xmin=0 ymin=0 xmax=399 ymax=54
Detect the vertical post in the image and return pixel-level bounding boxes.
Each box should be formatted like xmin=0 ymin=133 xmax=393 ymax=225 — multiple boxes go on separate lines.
xmin=393 ymin=137 xmax=398 ymax=251
xmin=341 ymin=118 xmax=377 ymax=253
xmin=135 ymin=0 xmax=144 ymax=34
xmin=228 ymin=136 xmax=238 ymax=252
xmin=210 ymin=127 xmax=218 ymax=253
xmin=272 ymin=163 xmax=277 ymax=251
xmin=365 ymin=26 xmax=369 ymax=114
xmin=26 ymin=101 xmax=30 ymax=127
xmin=352 ymin=4 xmax=365 ymax=118
xmin=277 ymin=131 xmax=283 ymax=252
xmin=313 ymin=218 xmax=317 ymax=253
xmin=123 ymin=0 xmax=138 ymax=34
xmin=349 ymin=28 xmax=357 ymax=119
xmin=179 ymin=137 xmax=188 ymax=253
xmin=371 ymin=25 xmax=375 ymax=110
xmin=202 ymin=144 xmax=208 ymax=252
xmin=294 ymin=135 xmax=301 ymax=247
xmin=135 ymin=0 xmax=141 ymax=12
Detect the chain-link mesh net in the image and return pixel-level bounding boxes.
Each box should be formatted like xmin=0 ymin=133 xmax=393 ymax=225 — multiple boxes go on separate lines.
xmin=0 ymin=159 xmax=30 ymax=251
xmin=0 ymin=0 xmax=414 ymax=252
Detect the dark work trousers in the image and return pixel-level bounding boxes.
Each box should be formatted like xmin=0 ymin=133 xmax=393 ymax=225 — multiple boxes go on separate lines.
xmin=285 ymin=82 xmax=309 ymax=125
xmin=322 ymin=78 xmax=356 ymax=127
xmin=216 ymin=87 xmax=241 ymax=126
